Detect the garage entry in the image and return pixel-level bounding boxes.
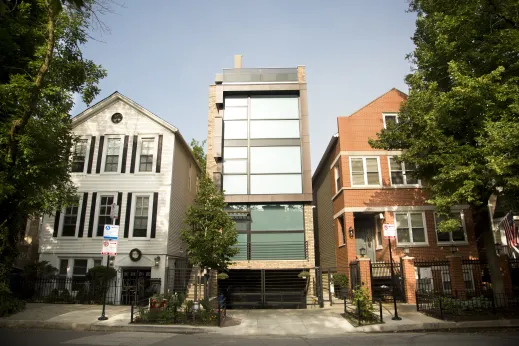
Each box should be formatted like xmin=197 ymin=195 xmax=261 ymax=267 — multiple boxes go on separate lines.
xmin=218 ymin=269 xmax=307 ymax=309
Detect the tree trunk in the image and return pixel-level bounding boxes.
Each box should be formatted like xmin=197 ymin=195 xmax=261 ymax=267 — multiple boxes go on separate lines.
xmin=473 ymin=206 xmax=504 ymax=295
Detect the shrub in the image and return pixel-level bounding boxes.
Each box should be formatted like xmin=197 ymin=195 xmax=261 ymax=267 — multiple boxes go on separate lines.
xmin=351 ymin=286 xmax=375 ymax=322
xmin=0 ymin=286 xmax=25 ymax=317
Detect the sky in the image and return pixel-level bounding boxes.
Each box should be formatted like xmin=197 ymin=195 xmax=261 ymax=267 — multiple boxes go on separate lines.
xmin=74 ymin=0 xmax=417 ymax=173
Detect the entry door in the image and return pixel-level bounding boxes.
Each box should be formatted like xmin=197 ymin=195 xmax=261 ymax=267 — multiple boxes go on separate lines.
xmin=121 ymin=267 xmax=151 ymax=305
xmin=354 ymin=217 xmax=375 ymax=261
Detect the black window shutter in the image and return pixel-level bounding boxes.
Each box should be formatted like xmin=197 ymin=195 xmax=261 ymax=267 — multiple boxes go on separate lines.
xmin=130 ymin=135 xmax=138 ymax=173
xmin=78 ymin=192 xmax=88 ymax=237
xmin=87 ymin=136 xmax=96 ymax=174
xmin=116 ymin=192 xmax=123 ymax=225
xmin=87 ymin=192 xmax=97 ymax=237
xmin=96 ymin=136 xmax=104 ymax=174
xmin=151 ymin=192 xmax=158 ymax=238
xmin=156 ymin=135 xmax=163 ymax=173
xmin=121 ymin=136 xmax=129 ymax=173
xmin=124 ymin=193 xmax=132 ymax=238
xmin=53 ymin=211 xmax=61 ymax=237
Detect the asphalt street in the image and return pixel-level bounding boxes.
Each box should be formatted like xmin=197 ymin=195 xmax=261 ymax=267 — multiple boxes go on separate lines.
xmin=2 ymin=329 xmax=519 ymax=346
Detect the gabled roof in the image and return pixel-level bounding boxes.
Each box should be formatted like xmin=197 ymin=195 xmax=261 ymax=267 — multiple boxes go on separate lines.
xmin=72 ymin=91 xmax=201 ymax=173
xmin=342 ymin=87 xmax=408 ymax=119
xmin=312 ymin=133 xmax=339 ymax=182
xmin=72 ymin=91 xmax=179 ymax=133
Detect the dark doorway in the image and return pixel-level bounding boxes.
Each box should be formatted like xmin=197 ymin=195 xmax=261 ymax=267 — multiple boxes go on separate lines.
xmin=354 ymin=214 xmax=376 ymax=261
xmin=120 ymin=267 xmax=158 ymax=305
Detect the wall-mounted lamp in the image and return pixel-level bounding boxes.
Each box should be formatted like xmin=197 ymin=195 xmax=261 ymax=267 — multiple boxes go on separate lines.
xmin=359 ymin=247 xmax=366 ymax=258
xmin=379 ymin=213 xmax=385 ymax=220
xmin=450 ymin=245 xmax=458 ymax=255
xmin=349 ymin=226 xmax=354 ymax=239
xmin=403 ymin=247 xmax=410 ymax=256
xmin=154 ymin=256 xmax=161 ymax=267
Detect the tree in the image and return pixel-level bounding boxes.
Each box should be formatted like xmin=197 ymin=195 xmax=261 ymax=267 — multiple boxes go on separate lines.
xmin=370 ymin=0 xmax=519 ymax=293
xmin=0 ymin=0 xmax=107 ymax=304
xmin=181 ymin=140 xmax=238 ymax=272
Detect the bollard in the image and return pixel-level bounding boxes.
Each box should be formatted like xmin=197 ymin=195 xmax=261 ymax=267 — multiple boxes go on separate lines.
xmin=130 ymin=304 xmax=134 ymax=323
xmin=439 ymin=296 xmax=444 ymax=320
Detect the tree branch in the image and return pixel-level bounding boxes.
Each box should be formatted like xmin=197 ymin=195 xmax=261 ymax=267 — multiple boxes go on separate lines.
xmin=8 ymin=0 xmax=57 ymax=164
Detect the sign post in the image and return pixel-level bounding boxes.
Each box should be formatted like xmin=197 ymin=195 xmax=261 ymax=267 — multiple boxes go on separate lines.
xmin=383 ymin=223 xmax=401 ymax=321
xmin=98 ymin=205 xmax=119 ymax=321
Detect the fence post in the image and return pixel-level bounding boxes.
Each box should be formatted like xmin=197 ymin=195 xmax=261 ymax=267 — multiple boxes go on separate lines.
xmin=130 ymin=303 xmax=134 ymax=323
xmin=491 ymin=293 xmax=496 ymax=314
xmin=357 ymin=258 xmax=372 ymax=300
xmin=439 ymin=296 xmax=444 ymax=320
xmin=357 ymin=300 xmax=361 ymax=326
xmin=328 ymin=271 xmax=333 ymax=306
xmin=401 ymin=256 xmax=416 ymax=304
xmin=379 ymin=300 xmax=383 ymax=322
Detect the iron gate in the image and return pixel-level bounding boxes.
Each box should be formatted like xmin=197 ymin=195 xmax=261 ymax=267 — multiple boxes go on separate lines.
xmin=370 ymin=261 xmax=405 ymax=302
xmin=121 ymin=268 xmax=161 ymax=305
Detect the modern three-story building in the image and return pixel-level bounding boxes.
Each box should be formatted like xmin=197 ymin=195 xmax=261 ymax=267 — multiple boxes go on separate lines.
xmin=206 ymin=56 xmax=316 ymax=308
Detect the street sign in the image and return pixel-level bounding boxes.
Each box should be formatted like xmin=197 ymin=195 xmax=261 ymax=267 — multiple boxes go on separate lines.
xmin=101 ymin=240 xmax=118 ymax=256
xmin=103 ymin=224 xmax=119 ymax=240
xmin=383 ymin=223 xmax=396 ymax=238
xmin=110 ymin=203 xmax=119 ymax=219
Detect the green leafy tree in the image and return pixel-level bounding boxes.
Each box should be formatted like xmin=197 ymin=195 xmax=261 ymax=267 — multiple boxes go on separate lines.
xmin=0 ymin=0 xmax=108 ymax=304
xmin=181 ymin=140 xmax=238 ymax=271
xmin=370 ymin=0 xmax=519 ymax=293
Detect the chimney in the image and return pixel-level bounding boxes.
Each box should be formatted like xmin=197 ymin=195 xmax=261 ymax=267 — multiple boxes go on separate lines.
xmin=234 ymin=55 xmax=243 ymax=68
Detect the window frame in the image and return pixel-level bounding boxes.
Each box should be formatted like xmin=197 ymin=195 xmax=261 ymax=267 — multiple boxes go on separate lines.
xmin=349 ymin=156 xmax=382 ymax=187
xmin=129 ymin=192 xmax=154 ymax=240
xmin=135 ymin=134 xmax=159 ymax=174
xmin=383 ymin=113 xmax=399 ymax=128
xmin=334 ymin=164 xmax=341 ymax=193
xmin=395 ymin=211 xmax=429 ymax=246
xmin=338 ymin=215 xmax=346 ymax=246
xmin=388 ymin=156 xmax=421 ymax=186
xmin=57 ymin=194 xmax=85 ymax=238
xmin=101 ymin=134 xmax=125 ymax=174
xmin=434 ymin=211 xmax=468 ymax=245
xmin=92 ymin=192 xmax=119 ymax=238
xmin=71 ymin=136 xmax=92 ymax=174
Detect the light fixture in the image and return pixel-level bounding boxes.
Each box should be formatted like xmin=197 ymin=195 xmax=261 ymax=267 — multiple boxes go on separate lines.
xmin=360 ymin=247 xmax=366 ymax=258
xmin=154 ymin=256 xmax=161 ymax=267
xmin=450 ymin=245 xmax=458 ymax=255
xmin=349 ymin=226 xmax=354 ymax=239
xmin=403 ymin=247 xmax=410 ymax=256
xmin=379 ymin=213 xmax=385 ymax=220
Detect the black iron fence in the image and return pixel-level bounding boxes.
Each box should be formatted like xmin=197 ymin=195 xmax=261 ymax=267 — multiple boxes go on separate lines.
xmin=415 ymin=260 xmax=450 ymax=294
xmin=370 ymin=261 xmax=405 ymax=302
xmin=462 ymin=258 xmax=492 ymax=298
xmin=343 ymin=291 xmax=384 ymax=326
xmin=416 ymin=291 xmax=519 ymax=321
xmin=131 ymin=293 xmax=227 ymax=327
xmin=11 ymin=276 xmax=161 ymax=305
xmin=509 ymin=259 xmax=519 ymax=295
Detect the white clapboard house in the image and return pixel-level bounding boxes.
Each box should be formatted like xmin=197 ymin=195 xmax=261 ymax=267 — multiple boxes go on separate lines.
xmin=38 ymin=92 xmax=200 ymax=303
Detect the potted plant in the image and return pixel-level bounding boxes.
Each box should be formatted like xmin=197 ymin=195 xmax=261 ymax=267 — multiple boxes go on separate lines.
xmin=331 ymin=273 xmax=349 ymax=298
xmin=298 ymin=271 xmax=310 ymax=279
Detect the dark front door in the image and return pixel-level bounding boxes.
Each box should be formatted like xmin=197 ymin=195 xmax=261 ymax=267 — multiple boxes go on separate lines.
xmin=354 ymin=216 xmax=376 ymax=261
xmin=121 ymin=267 xmax=154 ymax=305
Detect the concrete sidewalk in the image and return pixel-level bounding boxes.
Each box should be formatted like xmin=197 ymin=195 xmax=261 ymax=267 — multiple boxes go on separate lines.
xmin=1 ymin=303 xmax=519 ymax=335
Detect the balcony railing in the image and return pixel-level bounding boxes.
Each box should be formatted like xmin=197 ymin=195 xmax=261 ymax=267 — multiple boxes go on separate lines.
xmin=232 ymin=241 xmax=308 ymax=261
xmin=222 ymin=68 xmax=298 ymax=83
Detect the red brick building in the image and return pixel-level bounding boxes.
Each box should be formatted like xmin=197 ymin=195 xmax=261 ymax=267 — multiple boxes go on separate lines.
xmin=313 ymin=88 xmax=480 ymax=272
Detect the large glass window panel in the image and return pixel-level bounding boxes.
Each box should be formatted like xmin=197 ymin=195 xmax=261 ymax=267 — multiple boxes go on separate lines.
xmin=133 ymin=196 xmax=149 ymax=237
xmin=250 ymin=97 xmax=299 ymax=119
xmin=232 ymin=233 xmax=248 ymax=260
xmin=249 ymin=120 xmax=300 ymax=139
xmin=224 ymin=147 xmax=248 ymax=159
xmin=250 ymin=174 xmax=302 ymax=194
xmin=72 ymin=139 xmax=88 ymax=172
xmin=250 ymin=147 xmax=301 ymax=174
xmin=223 ymin=159 xmax=247 ymax=174
xmin=97 ymin=195 xmax=114 ymax=236
xmin=366 ymin=158 xmax=380 ymax=185
xmin=224 ymin=121 xmax=247 ymax=139
xmin=250 ymin=204 xmax=304 ymax=231
xmin=251 ymin=232 xmax=305 ymax=260
xmin=223 ymin=175 xmax=247 ymax=194
xmin=224 ymin=107 xmax=247 ymax=120
xmin=225 ymin=97 xmax=248 ymax=107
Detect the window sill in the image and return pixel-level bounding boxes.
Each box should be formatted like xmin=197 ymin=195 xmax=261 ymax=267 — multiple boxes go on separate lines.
xmin=100 ymin=172 xmax=122 ymax=175
xmin=396 ymin=243 xmax=429 ymax=248
xmin=375 ymin=246 xmax=383 ymax=251
xmin=390 ymin=184 xmax=422 ymax=188
xmin=437 ymin=241 xmax=469 ymax=246
xmin=128 ymin=238 xmax=151 ymax=241
xmin=338 ymin=244 xmax=346 ymax=248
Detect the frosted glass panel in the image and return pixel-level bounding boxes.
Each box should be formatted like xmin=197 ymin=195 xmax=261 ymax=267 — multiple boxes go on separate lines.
xmin=250 ymin=97 xmax=299 ymax=119
xmin=223 ymin=175 xmax=247 ymax=194
xmin=224 ymin=147 xmax=248 ymax=159
xmin=224 ymin=159 xmax=247 ymax=174
xmin=250 ymin=174 xmax=302 ymax=194
xmin=250 ymin=147 xmax=301 ymax=174
xmin=225 ymin=98 xmax=247 ymax=107
xmin=224 ymin=107 xmax=247 ymax=120
xmin=224 ymin=121 xmax=247 ymax=139
xmin=250 ymin=120 xmax=300 ymax=138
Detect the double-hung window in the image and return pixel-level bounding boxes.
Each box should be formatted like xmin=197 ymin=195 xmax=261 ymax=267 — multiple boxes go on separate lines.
xmin=96 ymin=195 xmax=115 ymax=237
xmin=72 ymin=259 xmax=88 ymax=291
xmin=104 ymin=137 xmax=121 ymax=172
xmin=334 ymin=165 xmax=341 ymax=193
xmin=131 ymin=194 xmax=152 ymax=238
xmin=62 ymin=205 xmax=79 ymax=237
xmin=395 ymin=212 xmax=427 ymax=245
xmin=71 ymin=139 xmax=88 ymax=173
xmin=139 ymin=138 xmax=154 ymax=172
xmin=350 ymin=157 xmax=381 ymax=186
xmin=389 ymin=157 xmax=419 ymax=185
xmin=383 ymin=113 xmax=398 ymax=128
xmin=58 ymin=259 xmax=68 ymax=289
xmin=435 ymin=212 xmax=467 ymax=243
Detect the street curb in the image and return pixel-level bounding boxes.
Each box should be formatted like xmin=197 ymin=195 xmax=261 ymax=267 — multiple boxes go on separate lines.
xmin=357 ymin=319 xmax=519 ymax=333
xmin=0 ymin=320 xmax=216 ymax=334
